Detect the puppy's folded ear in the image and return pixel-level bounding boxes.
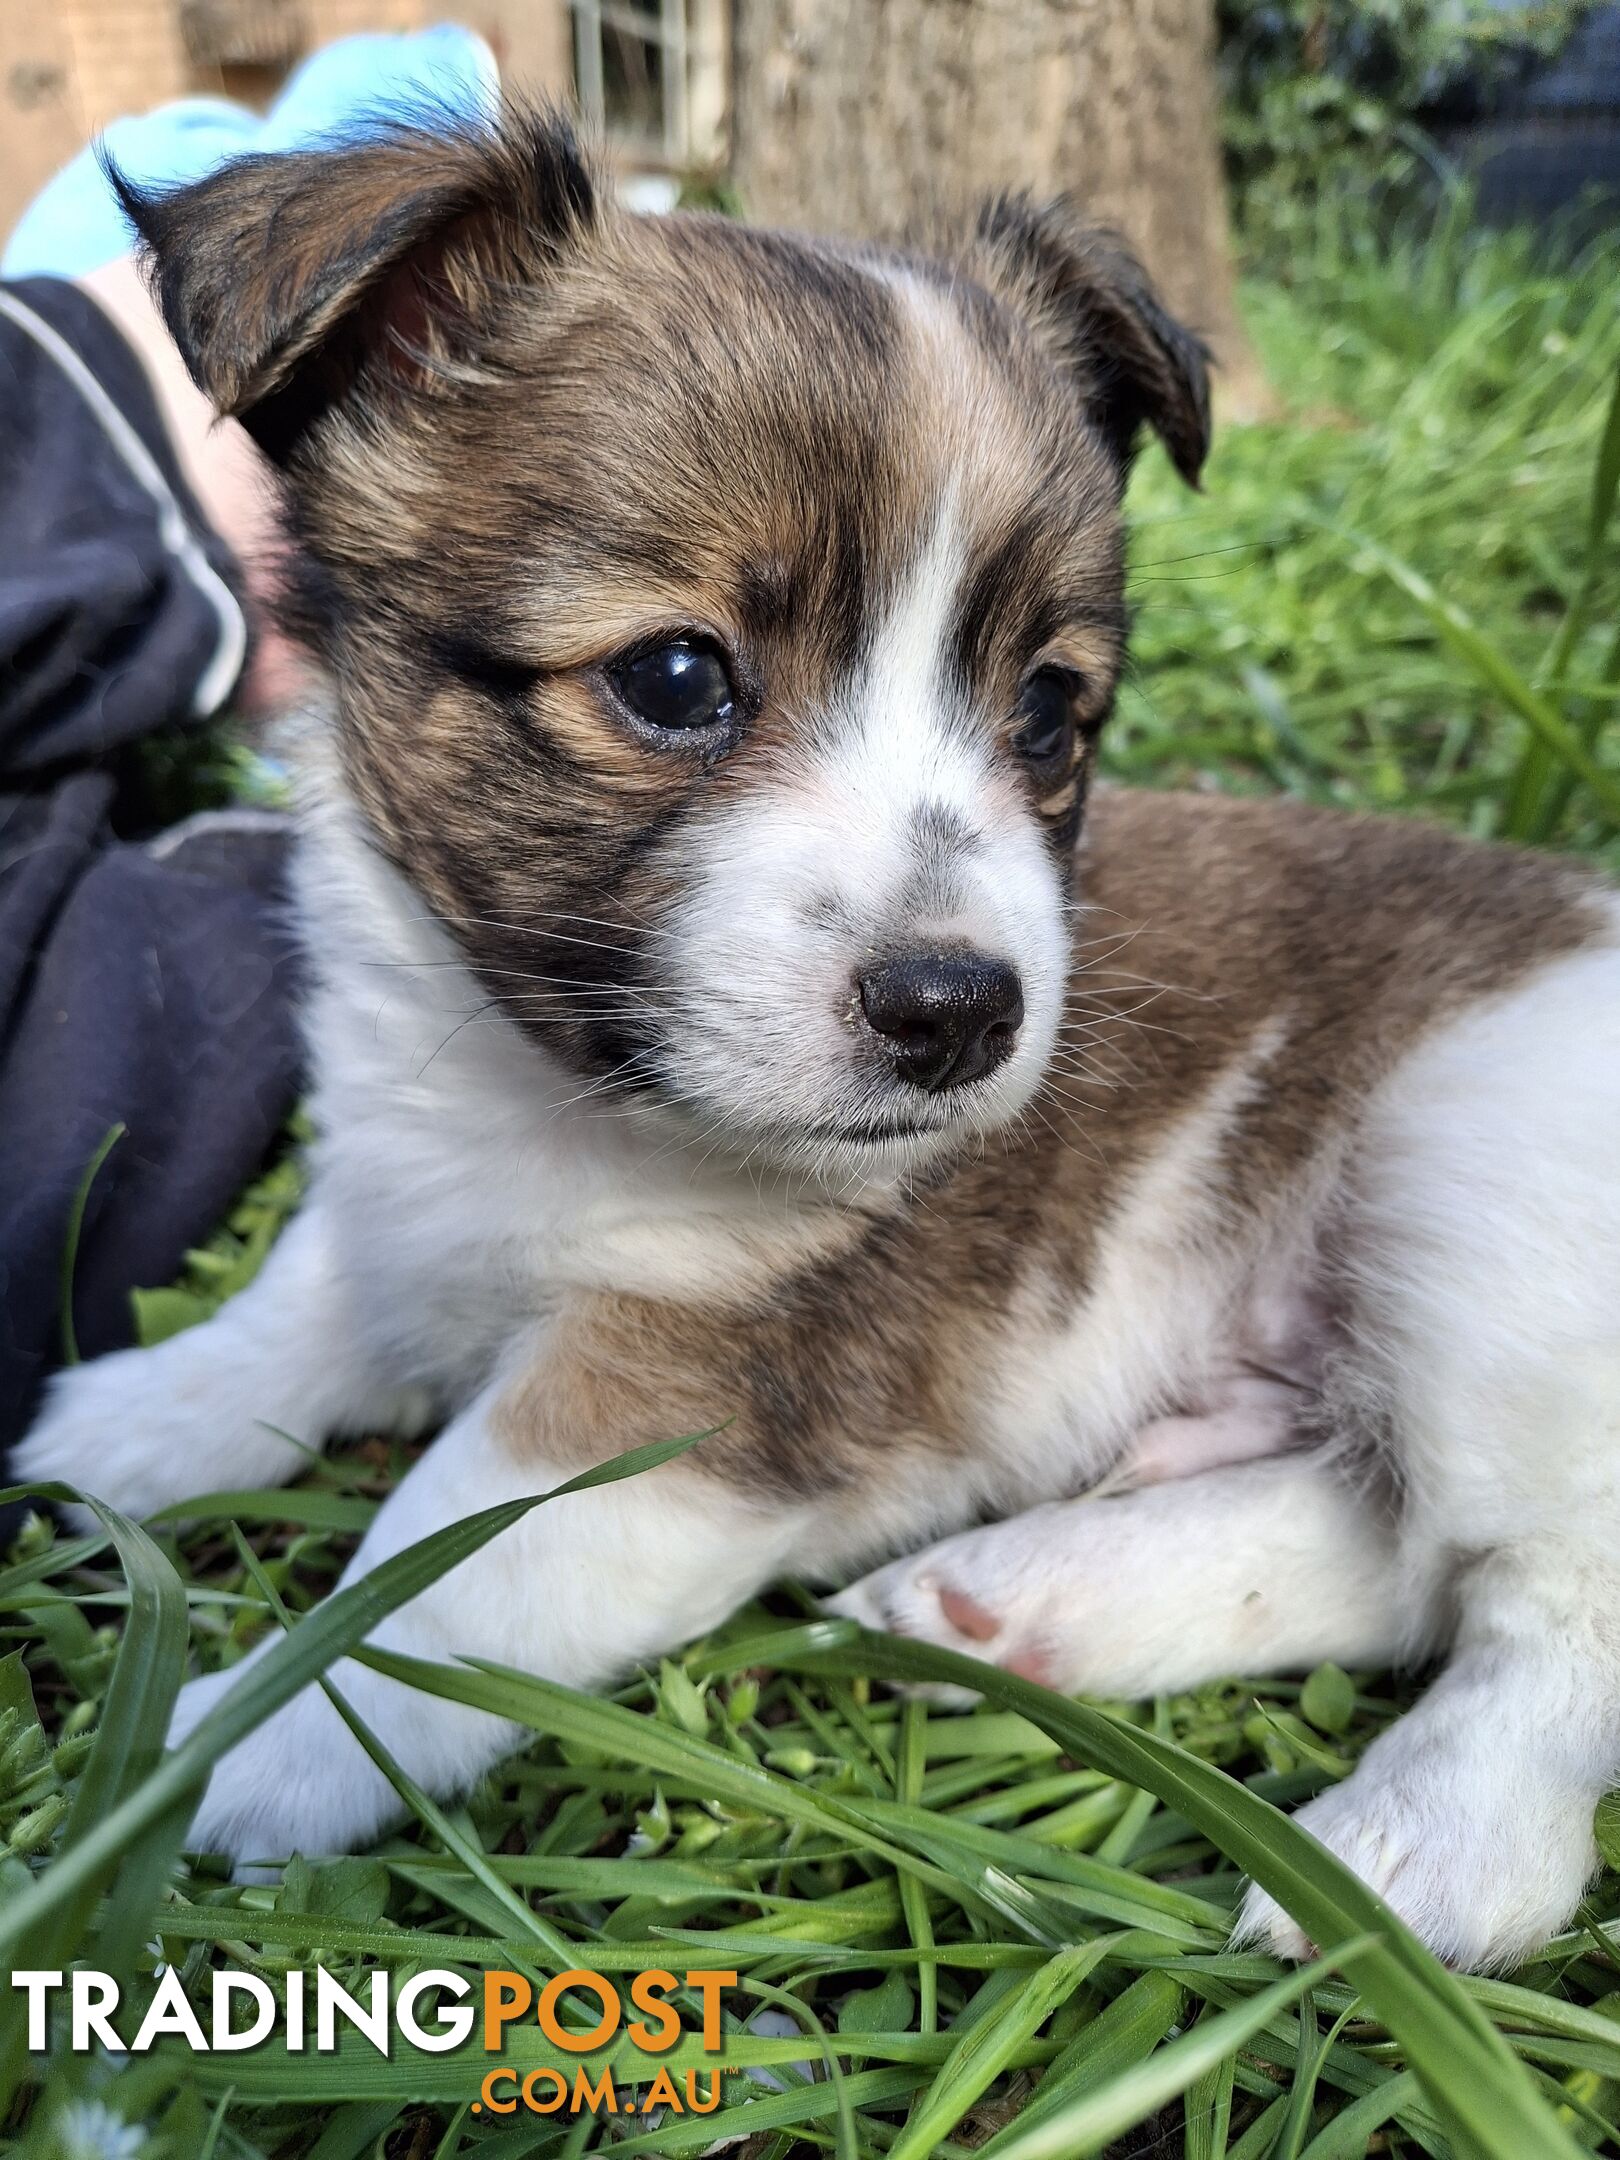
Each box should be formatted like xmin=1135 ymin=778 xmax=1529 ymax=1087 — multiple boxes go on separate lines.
xmin=966 ymin=194 xmax=1211 ymax=486
xmin=110 ymin=105 xmax=598 ymax=462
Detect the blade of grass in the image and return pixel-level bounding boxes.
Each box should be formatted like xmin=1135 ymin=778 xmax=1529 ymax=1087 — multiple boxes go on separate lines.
xmin=850 ymin=1794 xmax=1227 ymax=1937
xmin=0 ymin=1494 xmax=187 ymax=2107
xmin=885 ymin=1937 xmax=1121 ymax=2160
xmin=1508 ymin=354 xmax=1620 ymax=835
xmin=1525 ymin=610 xmax=1620 ymax=840
xmin=58 ymin=1124 xmax=124 ymax=1365
xmin=977 ymin=1969 xmax=1184 ymax=2158
xmin=732 ymin=1974 xmax=857 ymax=2160
xmin=1318 ymin=519 xmax=1620 ymax=833
xmin=0 ymin=1531 xmax=107 ymax=1601
xmin=976 ymin=1953 xmax=1362 ymax=2160
xmin=198 ymin=2090 xmax=233 ymax=2160
xmin=1184 ymin=2050 xmax=1237 ymax=2160
xmin=151 ymin=1490 xmax=378 ymax=1532
xmin=226 ymin=1523 xmax=574 ymax=1970
xmin=1228 ymin=2095 xmax=1290 ymax=2160
xmin=1274 ymin=1989 xmax=1328 ymax=2160
xmin=307 ymin=2101 xmax=406 ymax=2160
xmin=897 ymin=1700 xmax=937 ymax=2036
xmin=1295 ymin=2068 xmax=1423 ymax=2160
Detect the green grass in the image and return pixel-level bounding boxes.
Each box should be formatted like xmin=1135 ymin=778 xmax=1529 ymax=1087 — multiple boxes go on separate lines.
xmin=3 ymin=201 xmax=1619 ymax=2158
xmin=1122 ymin=197 xmax=1620 ymax=863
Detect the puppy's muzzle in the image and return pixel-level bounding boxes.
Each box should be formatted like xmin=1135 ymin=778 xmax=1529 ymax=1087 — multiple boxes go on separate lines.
xmin=858 ymin=948 xmax=1024 ymax=1092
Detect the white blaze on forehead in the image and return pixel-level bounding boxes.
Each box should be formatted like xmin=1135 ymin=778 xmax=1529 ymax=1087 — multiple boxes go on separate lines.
xmin=872 ymin=484 xmax=967 ymax=709
xmin=813 ymin=483 xmax=996 ymax=915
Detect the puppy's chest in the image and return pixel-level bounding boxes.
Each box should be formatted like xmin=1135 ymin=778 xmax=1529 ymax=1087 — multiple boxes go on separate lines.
xmin=575 ymin=1131 xmax=1315 ymax=1537
xmin=307 ymin=989 xmax=622 ymax=1388
xmin=314 ymin=1099 xmax=559 ymax=1390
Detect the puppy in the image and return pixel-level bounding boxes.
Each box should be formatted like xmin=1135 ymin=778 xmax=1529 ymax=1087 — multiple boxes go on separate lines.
xmin=18 ymin=107 xmax=1620 ymax=1971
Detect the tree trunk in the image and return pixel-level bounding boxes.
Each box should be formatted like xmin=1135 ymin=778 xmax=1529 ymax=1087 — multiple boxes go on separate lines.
xmin=729 ymin=0 xmax=1255 ymax=402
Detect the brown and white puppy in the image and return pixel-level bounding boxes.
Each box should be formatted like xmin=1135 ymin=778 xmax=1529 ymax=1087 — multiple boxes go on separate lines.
xmin=19 ymin=108 xmax=1620 ymax=1971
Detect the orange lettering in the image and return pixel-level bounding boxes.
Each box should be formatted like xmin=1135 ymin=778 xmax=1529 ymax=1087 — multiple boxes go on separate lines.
xmin=683 ymin=1969 xmax=736 ymax=2050
xmin=536 ymin=1970 xmax=619 ymax=2053
xmin=628 ymin=1968 xmax=680 ymax=2052
xmin=482 ymin=1973 xmax=532 ymax=2052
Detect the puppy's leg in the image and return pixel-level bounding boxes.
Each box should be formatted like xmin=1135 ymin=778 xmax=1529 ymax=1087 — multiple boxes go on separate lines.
xmin=1238 ymin=1533 xmax=1620 ymax=1970
xmin=14 ymin=1203 xmax=429 ymax=1520
xmin=831 ymin=1454 xmax=1427 ymax=1697
xmin=1244 ymin=933 xmax=1620 ymax=1968
xmin=170 ymin=1380 xmax=803 ymax=1865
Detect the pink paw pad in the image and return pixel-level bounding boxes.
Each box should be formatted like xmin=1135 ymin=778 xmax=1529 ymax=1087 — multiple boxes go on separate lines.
xmin=937 ymin=1584 xmax=1001 ymax=1641
xmin=933 ymin=1583 xmax=1053 ymax=1685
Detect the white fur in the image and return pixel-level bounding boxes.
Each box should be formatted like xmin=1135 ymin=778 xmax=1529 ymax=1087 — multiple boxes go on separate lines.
xmin=15 ymin=1202 xmax=443 ymax=1523
xmin=1236 ymin=921 xmax=1620 ymax=1965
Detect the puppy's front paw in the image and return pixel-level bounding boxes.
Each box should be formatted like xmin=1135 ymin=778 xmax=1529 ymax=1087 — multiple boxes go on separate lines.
xmin=1234 ymin=1747 xmax=1597 ymax=1971
xmin=171 ymin=1669 xmax=399 ymax=1871
xmin=15 ymin=1347 xmax=227 ymax=1524
xmin=827 ymin=1565 xmax=988 ymax=1707
xmin=13 ymin=1354 xmax=156 ymax=1527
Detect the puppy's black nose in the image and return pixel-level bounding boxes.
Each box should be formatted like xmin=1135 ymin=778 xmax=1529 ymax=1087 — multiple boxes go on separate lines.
xmin=858 ymin=950 xmax=1025 ymax=1092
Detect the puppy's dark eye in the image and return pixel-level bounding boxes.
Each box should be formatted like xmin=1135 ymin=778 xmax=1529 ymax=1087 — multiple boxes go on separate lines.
xmin=612 ymin=637 xmax=737 ymax=732
xmin=1012 ymin=667 xmax=1081 ymax=766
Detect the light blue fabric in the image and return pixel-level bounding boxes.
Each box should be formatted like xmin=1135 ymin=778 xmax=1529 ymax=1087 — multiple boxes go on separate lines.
xmin=2 ymin=26 xmax=500 ymax=280
xmin=254 ymin=24 xmax=499 ymax=149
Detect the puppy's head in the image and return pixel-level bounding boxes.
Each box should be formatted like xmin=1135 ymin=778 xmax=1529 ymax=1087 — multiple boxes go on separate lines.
xmin=125 ymin=109 xmax=1208 ymax=1181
